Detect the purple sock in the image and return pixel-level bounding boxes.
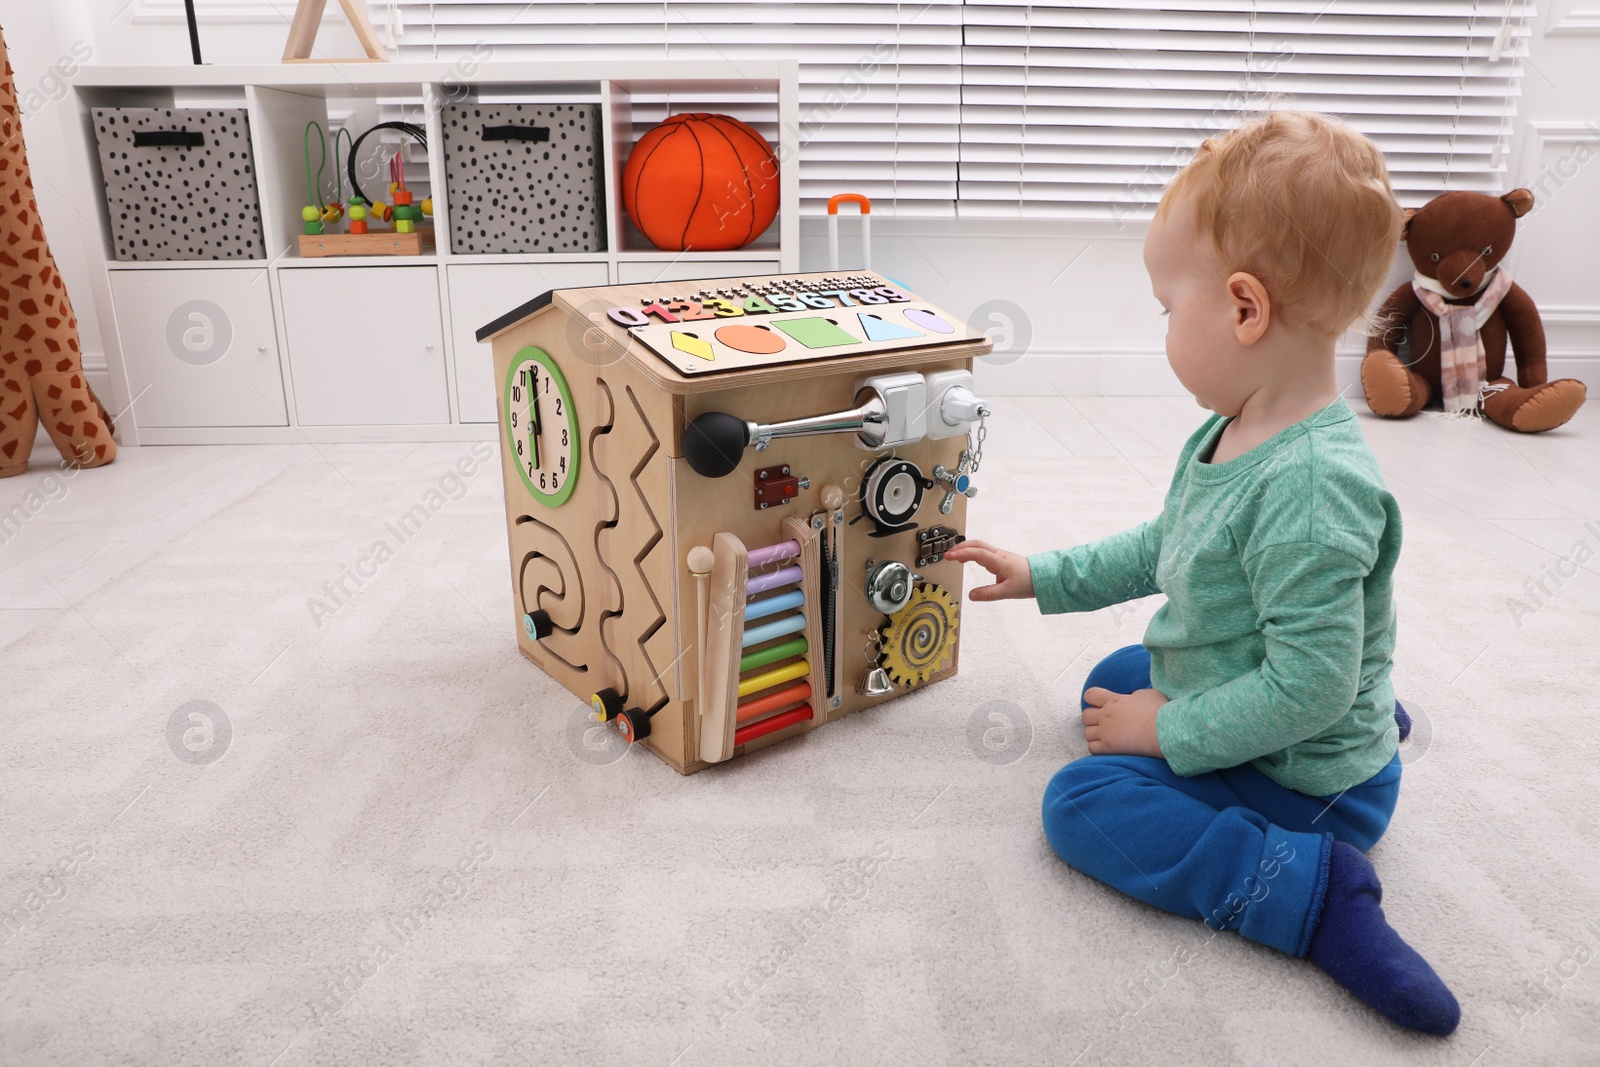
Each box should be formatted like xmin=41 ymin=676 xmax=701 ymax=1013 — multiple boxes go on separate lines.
xmin=1308 ymin=841 xmax=1460 ymax=1035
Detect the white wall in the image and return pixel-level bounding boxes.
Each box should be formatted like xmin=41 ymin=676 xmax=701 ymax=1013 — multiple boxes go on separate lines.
xmin=7 ymin=0 xmax=1598 ymax=401
xmin=796 ymin=215 xmax=1420 ymax=398
xmin=1505 ymin=0 xmax=1600 ymax=392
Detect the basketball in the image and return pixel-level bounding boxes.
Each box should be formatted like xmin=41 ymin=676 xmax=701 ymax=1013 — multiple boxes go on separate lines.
xmin=622 ymin=113 xmax=779 ymax=252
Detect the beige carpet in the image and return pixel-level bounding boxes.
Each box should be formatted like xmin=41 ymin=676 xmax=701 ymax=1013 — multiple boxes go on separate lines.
xmin=1 ymin=426 xmax=1597 ymax=1066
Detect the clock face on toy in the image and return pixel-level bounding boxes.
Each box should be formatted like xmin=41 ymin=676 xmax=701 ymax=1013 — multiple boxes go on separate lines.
xmin=504 ymin=346 xmax=579 ymax=507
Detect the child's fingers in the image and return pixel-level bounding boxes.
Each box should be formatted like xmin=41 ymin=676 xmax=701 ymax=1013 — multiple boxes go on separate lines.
xmin=948 ymin=542 xmax=1028 ymax=601
xmin=947 ymin=538 xmax=995 ymax=557
xmin=1083 ymin=687 xmax=1114 ymax=708
xmin=946 ymin=541 xmax=1004 ymax=570
xmin=973 ymin=574 xmax=1032 ymax=601
xmin=944 ymin=547 xmax=989 ymax=570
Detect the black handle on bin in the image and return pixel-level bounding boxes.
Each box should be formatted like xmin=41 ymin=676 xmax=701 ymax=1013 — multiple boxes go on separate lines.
xmin=132 ymin=130 xmax=205 ymax=149
xmin=482 ymin=125 xmax=550 ymax=144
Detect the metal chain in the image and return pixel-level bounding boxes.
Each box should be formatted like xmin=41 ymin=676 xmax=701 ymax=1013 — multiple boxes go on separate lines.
xmin=967 ymin=409 xmax=988 ymax=474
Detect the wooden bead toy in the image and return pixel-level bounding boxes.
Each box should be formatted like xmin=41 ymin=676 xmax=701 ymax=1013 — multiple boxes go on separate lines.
xmin=391 ymin=188 xmax=420 ymax=234
xmin=301 ymin=119 xmax=330 ymax=235
xmin=383 ymin=155 xmax=421 ymax=231
xmin=297 ymin=121 xmax=432 ymax=257
xmin=477 ymin=271 xmax=995 ymax=773
xmin=330 ymin=127 xmax=354 ymax=226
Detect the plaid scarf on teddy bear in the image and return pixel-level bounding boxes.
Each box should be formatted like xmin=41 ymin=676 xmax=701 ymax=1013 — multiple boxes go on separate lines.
xmin=1412 ymin=267 xmax=1514 ymax=415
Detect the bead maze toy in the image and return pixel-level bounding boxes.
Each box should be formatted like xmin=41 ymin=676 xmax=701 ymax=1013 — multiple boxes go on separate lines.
xmin=477 ymin=270 xmax=994 ymax=772
xmin=297 ymin=120 xmax=435 ymax=258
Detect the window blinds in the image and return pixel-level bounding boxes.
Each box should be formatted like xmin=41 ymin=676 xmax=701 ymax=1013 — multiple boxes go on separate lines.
xmin=959 ymin=0 xmax=1535 ymax=218
xmin=388 ymin=0 xmax=964 ymax=214
xmin=383 ymin=0 xmax=1531 ymax=217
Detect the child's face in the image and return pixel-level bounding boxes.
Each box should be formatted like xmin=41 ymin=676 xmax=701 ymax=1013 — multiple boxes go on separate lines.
xmin=1144 ymin=202 xmax=1261 ymax=417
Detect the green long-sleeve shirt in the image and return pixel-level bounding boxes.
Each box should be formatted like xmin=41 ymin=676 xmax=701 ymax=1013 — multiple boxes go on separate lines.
xmin=1027 ymin=398 xmax=1401 ymax=796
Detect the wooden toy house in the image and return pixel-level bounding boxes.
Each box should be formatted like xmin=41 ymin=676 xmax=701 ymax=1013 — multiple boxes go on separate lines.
xmin=476 ymin=271 xmax=994 ymax=773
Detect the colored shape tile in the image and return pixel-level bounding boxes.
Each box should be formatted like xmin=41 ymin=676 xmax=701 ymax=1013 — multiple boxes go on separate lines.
xmin=715 ymin=323 xmax=787 ymax=354
xmin=772 ymin=317 xmax=859 ymax=349
xmin=904 ymin=308 xmax=955 ymax=334
xmin=670 ymin=330 xmax=714 ymax=361
xmin=858 ymin=312 xmax=923 ymax=342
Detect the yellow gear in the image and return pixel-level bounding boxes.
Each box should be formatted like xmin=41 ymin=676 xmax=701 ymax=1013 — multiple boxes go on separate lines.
xmin=878 ymin=582 xmax=959 ymax=687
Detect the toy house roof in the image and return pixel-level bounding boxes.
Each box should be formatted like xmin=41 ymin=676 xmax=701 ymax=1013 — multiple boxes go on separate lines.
xmin=476 ymin=289 xmax=556 ymax=343
xmin=474 ymin=273 xmax=994 ymax=396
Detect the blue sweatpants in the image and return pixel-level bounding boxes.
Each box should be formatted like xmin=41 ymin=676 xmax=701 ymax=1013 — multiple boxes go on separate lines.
xmin=1041 ymin=644 xmax=1403 ymax=957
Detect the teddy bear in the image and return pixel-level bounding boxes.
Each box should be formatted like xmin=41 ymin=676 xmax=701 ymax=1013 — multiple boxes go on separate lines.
xmin=1361 ymin=188 xmax=1586 ymax=433
xmin=0 ymin=26 xmax=117 ymax=477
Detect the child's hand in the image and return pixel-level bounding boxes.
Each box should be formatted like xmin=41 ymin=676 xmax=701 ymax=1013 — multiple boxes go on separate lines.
xmin=1082 ymin=688 xmax=1168 ymax=758
xmin=943 ymin=540 xmax=1035 ymax=602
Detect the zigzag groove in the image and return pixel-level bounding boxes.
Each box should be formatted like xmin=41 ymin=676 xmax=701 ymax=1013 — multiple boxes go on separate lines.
xmin=623 ymin=384 xmax=670 ymax=715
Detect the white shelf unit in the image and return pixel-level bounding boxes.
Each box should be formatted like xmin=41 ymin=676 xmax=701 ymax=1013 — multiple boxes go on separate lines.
xmin=64 ymin=62 xmax=801 ymax=444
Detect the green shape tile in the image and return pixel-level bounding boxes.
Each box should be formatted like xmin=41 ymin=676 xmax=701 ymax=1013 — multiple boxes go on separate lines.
xmin=772 ymin=316 xmax=860 ymax=349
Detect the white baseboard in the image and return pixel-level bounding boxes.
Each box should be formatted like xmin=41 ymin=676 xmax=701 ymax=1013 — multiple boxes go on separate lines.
xmin=27 ymin=354 xmax=113 ymax=449
xmin=974 ymin=352 xmax=1178 ymax=396
xmin=974 ymin=352 xmax=1600 ymax=397
xmin=64 ymin=349 xmax=1597 ymax=448
xmin=85 ymin=372 xmax=113 ymax=407
xmin=1546 ymin=354 xmax=1600 ymax=390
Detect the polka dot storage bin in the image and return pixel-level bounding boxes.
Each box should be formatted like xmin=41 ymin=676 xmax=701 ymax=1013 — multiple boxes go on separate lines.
xmin=441 ymin=103 xmax=605 ymax=254
xmin=91 ymin=107 xmax=266 ymax=262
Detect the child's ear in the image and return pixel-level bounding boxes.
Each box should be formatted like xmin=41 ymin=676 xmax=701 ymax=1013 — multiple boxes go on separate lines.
xmin=1226 ymin=272 xmax=1270 ymax=346
xmin=1401 ymin=208 xmax=1418 ymax=241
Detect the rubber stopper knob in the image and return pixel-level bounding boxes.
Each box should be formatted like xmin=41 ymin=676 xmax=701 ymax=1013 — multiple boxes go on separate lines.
xmin=619 ymin=707 xmax=652 ymax=743
xmin=591 ymin=687 xmax=625 ymax=723
xmin=685 ymin=411 xmax=750 ymax=479
xmin=523 ymin=610 xmax=553 ymax=640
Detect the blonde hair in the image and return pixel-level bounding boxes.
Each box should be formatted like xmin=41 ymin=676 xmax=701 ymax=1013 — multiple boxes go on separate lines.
xmin=1157 ymin=111 xmax=1404 ymax=339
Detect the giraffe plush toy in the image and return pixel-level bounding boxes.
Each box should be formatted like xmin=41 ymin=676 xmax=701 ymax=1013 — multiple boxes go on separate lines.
xmin=0 ymin=25 xmax=116 ymax=478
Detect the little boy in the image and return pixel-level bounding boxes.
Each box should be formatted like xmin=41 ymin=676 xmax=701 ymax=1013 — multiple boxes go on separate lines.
xmin=945 ymin=111 xmax=1460 ymax=1035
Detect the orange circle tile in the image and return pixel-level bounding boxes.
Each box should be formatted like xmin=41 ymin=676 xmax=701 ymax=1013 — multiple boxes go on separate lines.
xmin=715 ymin=323 xmax=788 ymax=354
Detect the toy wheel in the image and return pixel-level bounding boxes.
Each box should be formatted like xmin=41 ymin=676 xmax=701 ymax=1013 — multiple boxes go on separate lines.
xmin=523 ymin=610 xmax=553 ymax=641
xmin=590 ymin=688 xmax=624 ymax=723
xmin=861 ymin=457 xmax=926 ymax=532
xmin=617 ymin=707 xmax=652 ymax=744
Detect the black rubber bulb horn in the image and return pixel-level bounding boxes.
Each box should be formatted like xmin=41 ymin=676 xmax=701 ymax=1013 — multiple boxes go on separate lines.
xmin=685 ymin=411 xmax=750 ymax=479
